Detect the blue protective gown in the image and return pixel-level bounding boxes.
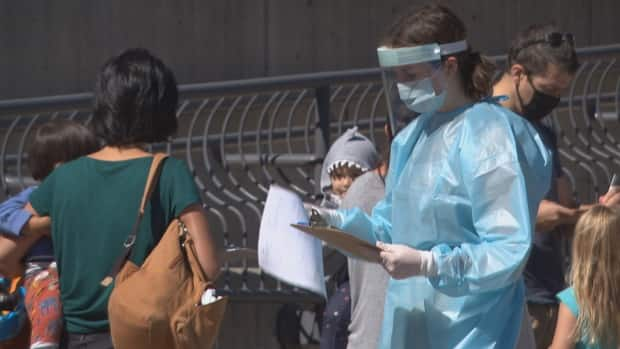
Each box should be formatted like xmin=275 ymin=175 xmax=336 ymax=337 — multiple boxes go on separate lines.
xmin=336 ymin=100 xmax=552 ymax=349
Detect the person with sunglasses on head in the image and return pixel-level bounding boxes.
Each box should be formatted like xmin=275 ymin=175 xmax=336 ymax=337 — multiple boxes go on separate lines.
xmin=493 ymin=24 xmax=580 ymax=349
xmin=311 ymin=4 xmax=553 ymax=348
xmin=492 ymin=24 xmax=598 ymax=349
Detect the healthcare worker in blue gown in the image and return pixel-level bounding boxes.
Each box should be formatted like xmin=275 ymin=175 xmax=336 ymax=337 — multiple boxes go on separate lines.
xmin=312 ymin=4 xmax=552 ymax=349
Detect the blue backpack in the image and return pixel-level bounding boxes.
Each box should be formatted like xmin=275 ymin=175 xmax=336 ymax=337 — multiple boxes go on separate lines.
xmin=0 ymin=277 xmax=27 ymax=341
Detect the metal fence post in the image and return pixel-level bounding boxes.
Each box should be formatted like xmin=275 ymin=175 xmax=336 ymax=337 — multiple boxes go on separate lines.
xmin=314 ymin=85 xmax=331 ymax=195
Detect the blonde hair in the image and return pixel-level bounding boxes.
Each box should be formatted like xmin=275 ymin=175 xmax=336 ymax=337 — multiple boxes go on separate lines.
xmin=570 ymin=205 xmax=620 ymax=347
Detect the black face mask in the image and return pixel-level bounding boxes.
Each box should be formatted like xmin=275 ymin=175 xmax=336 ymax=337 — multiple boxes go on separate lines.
xmin=516 ymin=77 xmax=561 ymax=121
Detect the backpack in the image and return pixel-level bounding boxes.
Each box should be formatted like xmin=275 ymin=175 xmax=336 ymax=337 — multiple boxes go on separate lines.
xmin=0 ymin=277 xmax=27 ymax=345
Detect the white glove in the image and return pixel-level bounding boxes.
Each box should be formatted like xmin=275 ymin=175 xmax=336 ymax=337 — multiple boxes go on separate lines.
xmin=377 ymin=241 xmax=436 ymax=279
xmin=305 ymin=205 xmax=344 ymax=228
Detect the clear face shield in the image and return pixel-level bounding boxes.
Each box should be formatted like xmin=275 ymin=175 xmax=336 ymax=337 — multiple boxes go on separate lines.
xmin=377 ymin=40 xmax=468 ymax=136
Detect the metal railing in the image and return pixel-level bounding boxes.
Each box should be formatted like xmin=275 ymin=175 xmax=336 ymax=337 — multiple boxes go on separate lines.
xmin=0 ymin=44 xmax=619 ymax=301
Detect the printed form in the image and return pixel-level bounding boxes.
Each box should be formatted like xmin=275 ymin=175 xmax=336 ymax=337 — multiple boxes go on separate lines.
xmin=258 ymin=185 xmax=326 ymax=298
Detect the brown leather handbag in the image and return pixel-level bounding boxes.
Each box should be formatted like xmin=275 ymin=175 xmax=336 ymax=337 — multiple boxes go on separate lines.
xmin=102 ymin=154 xmax=227 ymax=349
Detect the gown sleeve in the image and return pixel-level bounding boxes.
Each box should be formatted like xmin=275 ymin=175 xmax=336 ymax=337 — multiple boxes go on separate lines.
xmin=429 ymin=152 xmax=541 ymax=296
xmin=338 ymin=190 xmax=393 ymax=244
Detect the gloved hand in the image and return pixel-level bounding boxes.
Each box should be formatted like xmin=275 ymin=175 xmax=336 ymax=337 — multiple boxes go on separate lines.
xmin=304 ymin=204 xmax=343 ymax=228
xmin=377 ymin=241 xmax=436 ymax=279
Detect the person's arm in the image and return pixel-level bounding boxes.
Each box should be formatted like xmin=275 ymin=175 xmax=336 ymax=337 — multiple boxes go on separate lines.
xmin=156 ymin=159 xmax=220 ymax=281
xmin=310 ymin=187 xmax=394 ymax=245
xmin=377 ymin=241 xmax=434 ymax=279
xmin=370 ymin=156 xmax=545 ymax=286
xmin=23 ymin=203 xmax=51 ymax=236
xmin=0 ymin=234 xmax=37 ymax=277
xmin=24 ymin=216 xmax=51 ymax=236
xmin=536 ymin=199 xmax=580 ymax=233
xmin=548 ymin=303 xmax=577 ymax=349
xmin=0 ymin=190 xmax=50 ymax=276
xmin=556 ymin=176 xmax=577 ymax=209
xmin=179 ymin=204 xmax=220 ymax=282
xmin=535 ymin=176 xmax=584 ymax=233
xmin=340 ymin=194 xmax=393 ymax=244
xmin=0 ymin=187 xmax=42 ymax=237
xmin=0 ymin=204 xmax=52 ymax=268
xmin=428 ymin=156 xmax=541 ymax=296
xmin=326 ymin=132 xmax=406 ymax=245
xmin=0 ymin=235 xmax=23 ymax=277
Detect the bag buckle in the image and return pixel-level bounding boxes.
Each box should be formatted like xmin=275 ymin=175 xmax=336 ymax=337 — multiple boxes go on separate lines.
xmin=124 ymin=235 xmax=136 ymax=248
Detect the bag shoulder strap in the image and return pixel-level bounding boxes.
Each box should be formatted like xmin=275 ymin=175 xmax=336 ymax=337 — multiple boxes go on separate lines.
xmin=101 ymin=153 xmax=169 ymax=286
xmin=139 ymin=153 xmax=169 ymax=214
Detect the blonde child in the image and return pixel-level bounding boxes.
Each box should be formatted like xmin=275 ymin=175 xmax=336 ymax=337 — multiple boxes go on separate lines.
xmin=549 ymin=205 xmax=620 ymax=349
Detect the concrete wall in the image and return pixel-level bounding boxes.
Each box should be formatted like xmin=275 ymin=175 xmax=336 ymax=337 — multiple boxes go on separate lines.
xmin=2 ymin=0 xmax=619 ymax=99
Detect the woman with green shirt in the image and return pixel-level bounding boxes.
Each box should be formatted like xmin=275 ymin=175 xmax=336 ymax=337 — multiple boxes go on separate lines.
xmin=26 ymin=48 xmax=220 ymax=349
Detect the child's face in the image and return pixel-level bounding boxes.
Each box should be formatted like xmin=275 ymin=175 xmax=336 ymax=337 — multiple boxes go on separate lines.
xmin=330 ymin=175 xmax=354 ymax=197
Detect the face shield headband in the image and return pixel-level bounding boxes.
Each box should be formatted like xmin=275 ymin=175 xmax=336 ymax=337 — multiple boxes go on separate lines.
xmin=377 ymin=40 xmax=469 ymax=137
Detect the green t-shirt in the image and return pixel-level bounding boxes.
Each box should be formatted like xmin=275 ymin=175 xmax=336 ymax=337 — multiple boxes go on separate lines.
xmin=30 ymin=156 xmax=201 ymax=334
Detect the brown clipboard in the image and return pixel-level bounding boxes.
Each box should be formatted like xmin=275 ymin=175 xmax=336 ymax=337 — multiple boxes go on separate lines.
xmin=291 ymin=224 xmax=380 ymax=263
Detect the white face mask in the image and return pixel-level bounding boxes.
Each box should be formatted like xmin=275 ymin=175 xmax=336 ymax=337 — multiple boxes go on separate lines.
xmin=397 ymin=77 xmax=446 ymax=114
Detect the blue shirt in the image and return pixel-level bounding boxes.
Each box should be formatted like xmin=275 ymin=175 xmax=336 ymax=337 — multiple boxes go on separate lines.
xmin=0 ymin=186 xmax=54 ymax=262
xmin=557 ymin=287 xmax=607 ymax=349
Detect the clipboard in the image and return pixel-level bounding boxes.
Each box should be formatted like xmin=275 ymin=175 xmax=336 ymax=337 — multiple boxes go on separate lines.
xmin=291 ymin=224 xmax=380 ymax=263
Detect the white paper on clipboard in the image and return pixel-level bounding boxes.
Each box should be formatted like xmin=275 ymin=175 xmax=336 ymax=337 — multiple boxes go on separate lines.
xmin=258 ymin=185 xmax=326 ymax=298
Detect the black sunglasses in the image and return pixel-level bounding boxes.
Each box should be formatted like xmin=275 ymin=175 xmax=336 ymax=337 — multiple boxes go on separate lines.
xmin=519 ymin=32 xmax=576 ymax=51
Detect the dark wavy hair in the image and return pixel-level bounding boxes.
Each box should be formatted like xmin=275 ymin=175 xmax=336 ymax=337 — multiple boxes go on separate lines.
xmin=92 ymin=48 xmax=179 ymax=146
